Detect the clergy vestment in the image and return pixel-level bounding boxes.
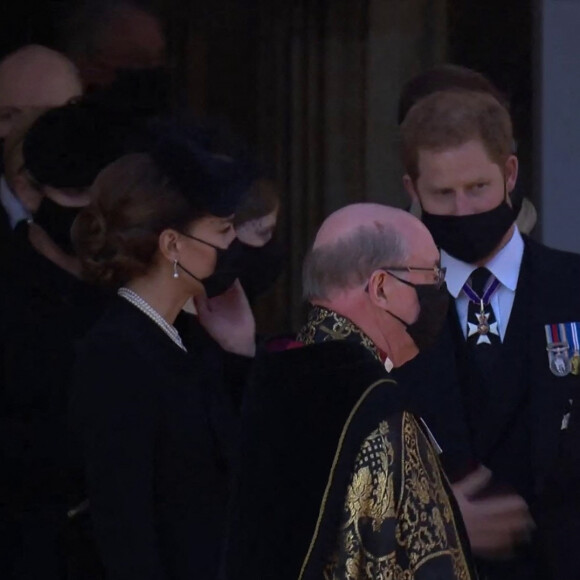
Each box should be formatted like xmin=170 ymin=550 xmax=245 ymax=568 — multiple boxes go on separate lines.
xmin=224 ymin=306 xmax=475 ymax=580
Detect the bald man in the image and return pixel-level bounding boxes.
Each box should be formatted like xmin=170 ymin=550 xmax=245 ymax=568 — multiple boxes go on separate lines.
xmin=0 ymin=45 xmax=82 ymax=242
xmin=224 ymin=203 xmax=476 ymax=579
xmin=0 ymin=45 xmax=82 ymax=139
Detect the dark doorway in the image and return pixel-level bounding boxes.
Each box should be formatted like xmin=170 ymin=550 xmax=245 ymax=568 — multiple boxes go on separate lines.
xmin=448 ymin=1 xmax=534 ymax=208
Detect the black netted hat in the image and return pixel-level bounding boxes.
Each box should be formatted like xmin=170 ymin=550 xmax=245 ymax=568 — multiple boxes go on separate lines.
xmin=147 ymin=121 xmax=255 ymax=218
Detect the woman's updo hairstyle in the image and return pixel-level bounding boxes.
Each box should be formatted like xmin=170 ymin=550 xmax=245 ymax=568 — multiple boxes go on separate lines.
xmin=72 ymin=123 xmax=253 ymax=287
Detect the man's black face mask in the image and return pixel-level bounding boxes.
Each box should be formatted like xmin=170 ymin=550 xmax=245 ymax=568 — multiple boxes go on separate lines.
xmin=421 ymin=182 xmax=516 ymax=264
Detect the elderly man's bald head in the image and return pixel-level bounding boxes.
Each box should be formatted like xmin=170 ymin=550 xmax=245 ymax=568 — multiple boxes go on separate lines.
xmin=0 ymin=45 xmax=82 ymax=138
xmin=313 ymin=203 xmax=424 ymax=248
xmin=304 ymin=203 xmax=435 ymax=301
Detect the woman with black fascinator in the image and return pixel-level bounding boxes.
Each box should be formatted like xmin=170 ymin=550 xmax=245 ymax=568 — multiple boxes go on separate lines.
xmin=70 ymin=127 xmax=255 ymax=580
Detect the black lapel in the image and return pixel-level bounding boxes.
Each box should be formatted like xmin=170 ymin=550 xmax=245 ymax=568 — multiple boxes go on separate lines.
xmin=476 ymin=247 xmax=533 ymax=459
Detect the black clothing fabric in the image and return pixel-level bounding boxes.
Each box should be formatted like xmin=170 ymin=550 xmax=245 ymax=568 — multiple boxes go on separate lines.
xmin=224 ymin=307 xmax=475 ymax=580
xmin=536 ymin=394 xmax=580 ymax=579
xmin=0 ymin=222 xmax=106 ymax=578
xmin=72 ymin=298 xmax=240 ymax=580
xmin=395 ymin=236 xmax=580 ymax=579
xmin=174 ymin=314 xmax=253 ymax=413
xmin=237 ymin=238 xmax=286 ymax=302
xmin=0 ymin=203 xmax=10 ymax=249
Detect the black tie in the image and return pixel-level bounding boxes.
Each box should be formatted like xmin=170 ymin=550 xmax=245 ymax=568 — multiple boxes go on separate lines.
xmin=466 ymin=267 xmax=501 ymax=348
xmin=464 ymin=268 xmax=502 ymax=458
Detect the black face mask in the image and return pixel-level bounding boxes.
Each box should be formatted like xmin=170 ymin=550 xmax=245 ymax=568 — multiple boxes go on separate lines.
xmin=34 ymin=197 xmax=81 ymax=254
xmin=421 ymin=198 xmax=515 ymax=264
xmin=177 ymin=236 xmax=243 ymax=298
xmin=384 ymin=273 xmax=449 ymax=351
xmin=238 ymin=238 xmax=286 ymax=300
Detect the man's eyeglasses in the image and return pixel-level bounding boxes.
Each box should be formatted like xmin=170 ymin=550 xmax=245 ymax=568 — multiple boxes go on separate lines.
xmin=374 ymin=265 xmax=447 ymax=289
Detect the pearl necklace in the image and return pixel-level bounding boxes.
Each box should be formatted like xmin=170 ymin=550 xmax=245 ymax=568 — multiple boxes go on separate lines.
xmin=117 ymin=287 xmax=187 ymax=352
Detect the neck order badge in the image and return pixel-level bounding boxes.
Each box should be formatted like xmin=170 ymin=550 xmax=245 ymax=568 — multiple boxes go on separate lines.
xmin=544 ymin=322 xmax=580 ymax=377
xmin=463 ymin=272 xmax=501 ymax=345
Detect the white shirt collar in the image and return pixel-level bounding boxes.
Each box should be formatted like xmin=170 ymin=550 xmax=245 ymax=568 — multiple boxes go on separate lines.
xmin=0 ymin=175 xmax=31 ymax=228
xmin=441 ymin=227 xmax=525 ymax=298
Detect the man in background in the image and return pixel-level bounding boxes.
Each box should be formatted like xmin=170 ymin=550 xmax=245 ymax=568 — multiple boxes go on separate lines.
xmin=62 ymin=0 xmax=166 ymax=91
xmin=0 ymin=45 xmax=82 ymax=243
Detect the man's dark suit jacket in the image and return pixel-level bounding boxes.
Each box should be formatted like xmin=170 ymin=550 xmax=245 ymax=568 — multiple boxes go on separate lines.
xmin=395 ymin=236 xmax=580 ymax=580
xmin=0 ymin=203 xmax=10 ymax=250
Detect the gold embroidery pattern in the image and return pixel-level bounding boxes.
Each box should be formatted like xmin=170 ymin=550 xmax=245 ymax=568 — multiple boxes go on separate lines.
xmin=324 ymin=413 xmax=472 ymax=580
xmin=298 ymin=306 xmax=381 ymax=362
xmin=298 ymin=379 xmax=397 ymax=580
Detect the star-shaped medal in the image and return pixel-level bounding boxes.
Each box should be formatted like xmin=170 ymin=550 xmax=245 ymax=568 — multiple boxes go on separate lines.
xmin=467 ymin=310 xmax=499 ymax=345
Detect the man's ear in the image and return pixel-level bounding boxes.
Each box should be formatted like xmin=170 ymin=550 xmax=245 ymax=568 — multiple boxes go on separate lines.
xmin=367 ymin=270 xmax=390 ymax=309
xmin=505 ymin=155 xmax=519 ymax=195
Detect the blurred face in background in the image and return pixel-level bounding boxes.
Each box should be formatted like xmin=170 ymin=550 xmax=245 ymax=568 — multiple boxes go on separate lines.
xmin=235 ymin=205 xmax=279 ymax=248
xmin=0 ymin=47 xmax=82 ymax=139
xmin=78 ymin=6 xmax=167 ymax=89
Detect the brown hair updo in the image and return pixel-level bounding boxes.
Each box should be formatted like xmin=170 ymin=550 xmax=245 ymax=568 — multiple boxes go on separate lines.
xmin=73 ymin=119 xmax=254 ymax=287
xmin=72 ymin=153 xmax=207 ymax=287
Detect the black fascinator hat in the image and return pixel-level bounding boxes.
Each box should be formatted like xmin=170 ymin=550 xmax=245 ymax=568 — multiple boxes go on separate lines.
xmin=147 ymin=121 xmax=255 ymax=218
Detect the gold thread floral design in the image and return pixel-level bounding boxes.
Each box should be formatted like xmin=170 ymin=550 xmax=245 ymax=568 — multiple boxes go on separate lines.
xmin=324 ymin=413 xmax=473 ymax=579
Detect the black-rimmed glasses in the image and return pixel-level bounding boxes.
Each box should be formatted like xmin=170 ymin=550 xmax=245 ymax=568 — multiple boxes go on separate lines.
xmin=376 ymin=265 xmax=447 ymax=289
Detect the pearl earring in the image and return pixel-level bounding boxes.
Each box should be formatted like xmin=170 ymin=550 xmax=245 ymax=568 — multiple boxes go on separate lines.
xmin=173 ymin=259 xmax=179 ymax=279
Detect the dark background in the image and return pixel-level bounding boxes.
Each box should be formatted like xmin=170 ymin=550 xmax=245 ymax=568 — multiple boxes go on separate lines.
xmin=0 ymin=1 xmax=533 ymax=167
xmin=0 ymin=0 xmax=534 ymax=332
